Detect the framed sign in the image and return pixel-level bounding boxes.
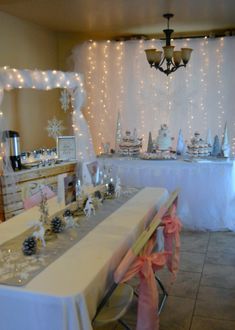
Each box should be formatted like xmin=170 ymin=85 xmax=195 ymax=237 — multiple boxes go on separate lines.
xmin=57 ymin=136 xmax=76 ymax=161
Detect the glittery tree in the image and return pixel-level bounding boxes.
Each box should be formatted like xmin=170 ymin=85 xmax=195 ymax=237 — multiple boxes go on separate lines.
xmin=212 ymin=135 xmax=220 ymax=156
xmin=147 ymin=132 xmax=153 ymax=153
xmin=115 ymin=111 xmax=122 ymax=153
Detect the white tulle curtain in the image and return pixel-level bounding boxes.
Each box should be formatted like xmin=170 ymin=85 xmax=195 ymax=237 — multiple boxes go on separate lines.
xmin=72 ymin=36 xmax=235 ymax=154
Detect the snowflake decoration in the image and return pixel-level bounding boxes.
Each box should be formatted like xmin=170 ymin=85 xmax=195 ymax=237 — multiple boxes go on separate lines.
xmin=46 ymin=117 xmax=65 ymax=139
xmin=60 ymin=89 xmax=70 ymax=112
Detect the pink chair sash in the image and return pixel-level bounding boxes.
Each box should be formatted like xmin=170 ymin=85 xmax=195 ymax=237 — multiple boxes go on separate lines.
xmin=120 ymin=236 xmax=169 ymax=330
xmin=162 ymin=204 xmax=182 ymax=279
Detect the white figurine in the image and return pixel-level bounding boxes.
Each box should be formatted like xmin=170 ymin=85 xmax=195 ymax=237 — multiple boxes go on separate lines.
xmin=83 ymin=196 xmax=96 ymax=217
xmin=115 ymin=177 xmax=121 ymax=198
xmin=32 ymin=222 xmax=46 ymax=247
xmin=64 ymin=215 xmax=76 ymax=228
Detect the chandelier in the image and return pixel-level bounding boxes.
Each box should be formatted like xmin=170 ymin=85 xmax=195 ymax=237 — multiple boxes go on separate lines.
xmin=145 ymin=13 xmax=193 ymax=76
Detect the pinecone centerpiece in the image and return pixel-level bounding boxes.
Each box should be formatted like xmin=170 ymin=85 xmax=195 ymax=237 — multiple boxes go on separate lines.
xmin=108 ymin=182 xmax=115 ymax=195
xmin=22 ymin=236 xmax=37 ymax=256
xmin=51 ymin=216 xmax=65 ymax=233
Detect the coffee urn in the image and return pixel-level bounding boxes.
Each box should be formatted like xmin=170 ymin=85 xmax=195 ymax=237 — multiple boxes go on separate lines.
xmin=2 ymin=130 xmax=22 ymax=171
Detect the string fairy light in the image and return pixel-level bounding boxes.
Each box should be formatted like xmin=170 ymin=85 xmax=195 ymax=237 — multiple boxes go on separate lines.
xmin=198 ymin=38 xmax=209 ymax=137
xmin=115 ymin=41 xmax=125 ymax=133
xmin=0 ymin=67 xmax=94 ymax=164
xmin=184 ymin=39 xmax=194 ymax=141
xmin=136 ymin=39 xmax=146 ymax=144
xmin=216 ymin=37 xmax=225 ymax=135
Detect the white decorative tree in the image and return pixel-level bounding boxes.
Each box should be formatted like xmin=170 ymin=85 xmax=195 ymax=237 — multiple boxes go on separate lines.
xmin=206 ymin=128 xmax=212 ymax=146
xmin=115 ymin=111 xmax=122 ymax=152
xmin=221 ymin=122 xmax=230 ymax=158
xmin=176 ymin=129 xmax=185 ymax=155
xmin=206 ymin=128 xmax=213 ymax=155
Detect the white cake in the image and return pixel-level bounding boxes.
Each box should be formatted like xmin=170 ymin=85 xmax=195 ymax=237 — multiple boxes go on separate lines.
xmin=119 ymin=130 xmax=142 ymax=156
xmin=187 ymin=132 xmax=211 ymax=157
xmin=155 ymin=124 xmax=172 ymax=151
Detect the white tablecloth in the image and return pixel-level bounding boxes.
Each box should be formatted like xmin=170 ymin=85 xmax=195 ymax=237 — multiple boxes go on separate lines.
xmin=0 ymin=187 xmax=168 ymax=330
xmin=99 ymin=158 xmax=235 ymax=231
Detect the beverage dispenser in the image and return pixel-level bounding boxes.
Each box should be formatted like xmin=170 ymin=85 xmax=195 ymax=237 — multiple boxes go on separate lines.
xmin=2 ymin=130 xmax=22 ymax=171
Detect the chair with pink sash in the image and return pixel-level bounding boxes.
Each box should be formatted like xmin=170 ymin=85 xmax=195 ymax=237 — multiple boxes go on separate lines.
xmin=92 ymin=189 xmax=182 ymax=330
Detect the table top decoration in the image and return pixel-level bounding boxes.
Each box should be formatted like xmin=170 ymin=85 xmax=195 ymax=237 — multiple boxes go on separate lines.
xmin=98 ymin=156 xmax=235 ymax=231
xmin=119 ymin=129 xmax=142 ymax=157
xmin=0 ymin=187 xmax=169 ymax=330
xmin=187 ymin=131 xmax=211 ymax=157
xmin=221 ymin=122 xmax=230 ymax=158
xmin=140 ymin=151 xmax=177 ymax=160
xmin=176 ymin=128 xmax=185 ymax=155
xmin=142 ymin=124 xmax=176 ymax=160
xmin=0 ymin=181 xmax=139 ymax=287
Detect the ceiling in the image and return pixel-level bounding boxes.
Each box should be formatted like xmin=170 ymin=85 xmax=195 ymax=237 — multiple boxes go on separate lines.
xmin=0 ymin=0 xmax=235 ymax=39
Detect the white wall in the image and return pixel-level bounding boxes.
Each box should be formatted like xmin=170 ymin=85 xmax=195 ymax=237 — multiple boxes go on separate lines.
xmin=0 ymin=11 xmax=71 ymax=151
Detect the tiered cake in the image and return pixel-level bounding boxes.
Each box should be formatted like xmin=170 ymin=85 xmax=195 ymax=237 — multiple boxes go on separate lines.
xmin=187 ymin=132 xmax=211 ymax=157
xmin=119 ymin=130 xmax=142 ymax=156
xmin=141 ymin=124 xmax=176 ymax=160
xmin=155 ymin=124 xmax=172 ymax=150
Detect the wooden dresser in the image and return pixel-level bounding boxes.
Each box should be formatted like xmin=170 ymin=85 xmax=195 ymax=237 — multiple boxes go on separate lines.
xmin=0 ymin=161 xmax=77 ymax=221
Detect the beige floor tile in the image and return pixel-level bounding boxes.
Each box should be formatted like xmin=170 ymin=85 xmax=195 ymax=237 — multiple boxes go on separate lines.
xmin=208 ymin=232 xmax=235 ymax=254
xmin=195 ymin=286 xmax=235 ymax=321
xmin=168 ymin=271 xmax=201 ymax=299
xmin=180 ymin=252 xmax=205 ymax=273
xmin=206 ymin=251 xmax=235 ymax=266
xmin=157 ymin=269 xmax=201 ymax=299
xmin=201 ymin=263 xmax=235 ymax=289
xmin=190 ymin=316 xmax=235 ymax=330
xmin=160 ymin=296 xmax=195 ymax=330
xmin=180 ymin=231 xmax=210 ymax=253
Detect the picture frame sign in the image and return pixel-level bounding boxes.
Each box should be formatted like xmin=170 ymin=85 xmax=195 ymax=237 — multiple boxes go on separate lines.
xmin=57 ymin=136 xmax=76 ymax=161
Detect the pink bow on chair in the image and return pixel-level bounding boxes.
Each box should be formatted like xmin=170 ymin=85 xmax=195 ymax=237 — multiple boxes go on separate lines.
xmin=162 ymin=204 xmax=182 ymax=279
xmin=120 ymin=236 xmax=169 ymax=330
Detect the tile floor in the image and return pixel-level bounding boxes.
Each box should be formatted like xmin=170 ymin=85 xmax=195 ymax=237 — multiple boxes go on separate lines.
xmin=94 ymin=230 xmax=235 ymax=330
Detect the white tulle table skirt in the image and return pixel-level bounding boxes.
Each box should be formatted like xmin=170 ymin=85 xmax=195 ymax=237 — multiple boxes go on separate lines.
xmin=99 ymin=158 xmax=235 ymax=231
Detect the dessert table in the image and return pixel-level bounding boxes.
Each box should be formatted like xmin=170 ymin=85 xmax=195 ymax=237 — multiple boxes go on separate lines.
xmin=99 ymin=157 xmax=235 ymax=231
xmin=0 ymin=187 xmax=168 ymax=330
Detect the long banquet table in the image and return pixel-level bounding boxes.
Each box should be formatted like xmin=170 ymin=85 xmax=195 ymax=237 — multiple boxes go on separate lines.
xmin=0 ymin=187 xmax=168 ymax=330
xmin=99 ymin=157 xmax=235 ymax=231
